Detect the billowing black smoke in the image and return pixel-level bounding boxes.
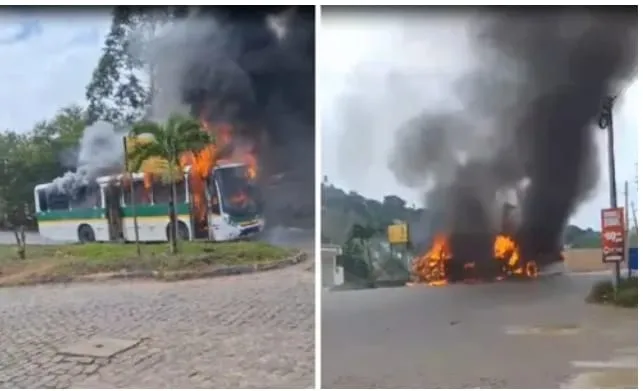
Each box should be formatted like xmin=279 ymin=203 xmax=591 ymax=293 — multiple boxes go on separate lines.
xmin=389 ymin=8 xmax=637 ymax=271
xmin=175 ymin=6 xmax=315 ymax=228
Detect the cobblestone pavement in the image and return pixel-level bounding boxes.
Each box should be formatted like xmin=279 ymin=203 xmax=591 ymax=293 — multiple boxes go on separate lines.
xmin=322 ymin=273 xmax=637 ymax=388
xmin=0 ymin=260 xmax=314 ymax=389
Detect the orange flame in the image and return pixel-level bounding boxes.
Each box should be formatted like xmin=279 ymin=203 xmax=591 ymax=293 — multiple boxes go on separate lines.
xmin=411 ymin=233 xmax=538 ymax=286
xmin=129 ymin=106 xmax=259 ymax=226
xmin=411 ymin=233 xmax=451 ymax=286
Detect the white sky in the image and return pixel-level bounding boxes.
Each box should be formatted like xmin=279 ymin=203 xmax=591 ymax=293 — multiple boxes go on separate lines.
xmin=0 ymin=9 xmax=111 ymax=132
xmin=321 ymin=10 xmax=639 ymax=230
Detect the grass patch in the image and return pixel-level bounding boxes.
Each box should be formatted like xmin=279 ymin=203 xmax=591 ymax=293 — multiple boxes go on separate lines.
xmin=0 ymin=241 xmax=294 ymax=287
xmin=586 ymin=277 xmax=638 ymax=308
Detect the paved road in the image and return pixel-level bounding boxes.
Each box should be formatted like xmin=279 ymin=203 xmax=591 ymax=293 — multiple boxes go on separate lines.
xmin=322 ymin=274 xmax=637 ymax=388
xmin=0 ymin=231 xmax=68 ymax=245
xmin=0 ymin=256 xmax=314 ymax=388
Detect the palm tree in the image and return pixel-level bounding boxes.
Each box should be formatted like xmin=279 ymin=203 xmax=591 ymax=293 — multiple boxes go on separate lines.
xmin=128 ymin=113 xmax=213 ymax=254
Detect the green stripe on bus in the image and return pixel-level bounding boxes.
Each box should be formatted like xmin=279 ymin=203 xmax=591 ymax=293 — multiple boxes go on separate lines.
xmin=36 ymin=208 xmax=103 ymax=221
xmin=36 ymin=203 xmax=191 ymax=222
xmin=122 ymin=203 xmax=190 ymax=217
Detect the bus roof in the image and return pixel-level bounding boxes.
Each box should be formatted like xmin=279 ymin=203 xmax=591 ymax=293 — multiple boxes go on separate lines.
xmin=215 ymin=161 xmax=246 ymax=169
xmin=96 ymin=172 xmax=146 ymax=185
xmin=88 ymin=161 xmax=246 ymax=185
xmin=34 ymin=183 xmax=52 ymax=191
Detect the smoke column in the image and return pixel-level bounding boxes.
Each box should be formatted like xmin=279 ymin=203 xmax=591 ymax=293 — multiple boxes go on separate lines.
xmin=388 ymin=8 xmax=637 ymax=267
xmin=49 ymin=121 xmax=126 ymax=195
xmin=140 ymin=6 xmax=315 ymax=228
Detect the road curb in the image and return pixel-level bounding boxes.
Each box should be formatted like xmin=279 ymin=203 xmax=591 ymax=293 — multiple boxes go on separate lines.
xmin=2 ymin=251 xmax=307 ymax=287
xmin=156 ymin=251 xmax=308 ymax=282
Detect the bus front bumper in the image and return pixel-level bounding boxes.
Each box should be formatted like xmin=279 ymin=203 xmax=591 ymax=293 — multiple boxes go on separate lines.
xmin=211 ymin=219 xmax=265 ymax=241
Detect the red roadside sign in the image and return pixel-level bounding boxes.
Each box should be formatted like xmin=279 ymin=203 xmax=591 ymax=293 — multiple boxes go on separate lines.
xmin=601 ymin=207 xmax=625 ymax=263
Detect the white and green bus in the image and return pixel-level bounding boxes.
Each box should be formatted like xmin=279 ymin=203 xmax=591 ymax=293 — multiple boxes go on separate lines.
xmin=34 ymin=162 xmax=265 ymax=243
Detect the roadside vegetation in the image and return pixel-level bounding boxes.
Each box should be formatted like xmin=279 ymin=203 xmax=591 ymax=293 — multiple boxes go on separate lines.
xmin=586 ymin=277 xmax=638 ymax=308
xmin=0 ymin=241 xmax=293 ymax=287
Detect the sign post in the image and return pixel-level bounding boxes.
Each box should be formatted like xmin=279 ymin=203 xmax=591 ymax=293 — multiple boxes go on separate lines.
xmin=387 ymin=221 xmax=411 ymax=274
xmin=601 ymin=207 xmax=625 ymax=287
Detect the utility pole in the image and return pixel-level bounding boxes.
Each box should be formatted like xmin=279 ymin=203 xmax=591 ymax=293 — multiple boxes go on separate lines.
xmin=625 ymin=181 xmax=631 ymax=278
xmin=634 ymin=161 xmax=639 ymax=233
xmin=123 ymin=137 xmax=141 ymax=257
xmin=598 ymin=96 xmax=620 ymax=288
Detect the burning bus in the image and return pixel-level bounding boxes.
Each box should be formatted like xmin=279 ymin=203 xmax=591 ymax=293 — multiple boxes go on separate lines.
xmin=34 ymin=161 xmax=263 ymax=243
xmin=410 ymin=180 xmax=564 ymax=286
xmin=34 ymin=120 xmax=264 ymax=244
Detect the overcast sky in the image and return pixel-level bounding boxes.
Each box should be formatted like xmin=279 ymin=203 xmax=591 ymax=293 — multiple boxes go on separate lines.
xmin=0 ymin=9 xmax=111 ymax=133
xmin=321 ymin=9 xmax=639 ymax=230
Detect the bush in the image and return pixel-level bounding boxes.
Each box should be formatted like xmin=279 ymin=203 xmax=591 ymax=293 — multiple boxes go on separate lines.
xmin=614 ymin=287 xmax=638 ymax=308
xmin=586 ymin=279 xmax=615 ymax=303
xmin=620 ymin=276 xmax=638 ymax=290
xmin=586 ymin=277 xmax=638 ymax=307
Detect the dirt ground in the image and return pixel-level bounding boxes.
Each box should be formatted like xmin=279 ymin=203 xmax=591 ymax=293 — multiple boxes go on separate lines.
xmin=564 ymin=249 xmax=613 ymax=273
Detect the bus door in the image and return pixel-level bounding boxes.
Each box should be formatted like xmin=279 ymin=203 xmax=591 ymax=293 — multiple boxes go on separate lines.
xmin=105 ymin=184 xmax=124 ymax=241
xmin=206 ymin=175 xmax=223 ymax=241
xmin=182 ymin=176 xmax=206 ymax=240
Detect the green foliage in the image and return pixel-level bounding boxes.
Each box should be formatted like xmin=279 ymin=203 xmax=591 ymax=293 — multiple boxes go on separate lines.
xmin=586 ymin=277 xmax=638 ymax=308
xmin=128 ymin=113 xmax=211 ymax=172
xmin=86 ymin=7 xmax=147 ymax=126
xmin=564 ymin=225 xmax=602 ymax=248
xmin=0 ymin=105 xmax=87 ymax=228
xmin=322 ymin=183 xmax=423 ymax=245
xmin=614 ymin=285 xmax=638 ymax=308
xmin=85 ymin=7 xmax=188 ymax=126
xmin=586 ymin=279 xmax=616 ymax=304
xmin=348 ymin=223 xmax=380 ymax=241
xmin=338 ymin=239 xmax=372 ymax=285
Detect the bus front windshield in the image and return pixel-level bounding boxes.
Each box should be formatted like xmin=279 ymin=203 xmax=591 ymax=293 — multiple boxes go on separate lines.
xmin=212 ymin=165 xmax=261 ymax=220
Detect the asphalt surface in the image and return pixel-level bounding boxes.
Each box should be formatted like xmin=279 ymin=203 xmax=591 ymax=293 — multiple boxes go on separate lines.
xmin=321 ymin=273 xmax=637 ymax=388
xmin=0 ymin=230 xmax=315 ymax=389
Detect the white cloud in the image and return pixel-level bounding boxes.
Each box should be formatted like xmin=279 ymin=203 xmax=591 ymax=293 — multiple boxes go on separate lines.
xmin=0 ymin=11 xmax=111 ymax=132
xmin=321 ymin=11 xmax=638 ymax=230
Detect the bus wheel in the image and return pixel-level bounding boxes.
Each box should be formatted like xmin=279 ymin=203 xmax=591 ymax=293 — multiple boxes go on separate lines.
xmin=78 ymin=224 xmax=96 ymax=244
xmin=167 ymin=221 xmax=190 ymax=242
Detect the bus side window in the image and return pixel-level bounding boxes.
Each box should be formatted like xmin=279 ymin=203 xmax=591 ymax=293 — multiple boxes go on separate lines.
xmin=123 ymin=181 xmax=150 ymax=205
xmin=70 ymin=185 xmax=101 ymax=209
xmin=37 ymin=190 xmax=48 ymax=212
xmin=175 ymin=179 xmax=187 ymax=204
xmin=153 ymin=179 xmax=187 ymax=204
xmin=152 ymin=181 xmax=171 ymax=204
xmin=48 ymin=192 xmax=70 ymax=211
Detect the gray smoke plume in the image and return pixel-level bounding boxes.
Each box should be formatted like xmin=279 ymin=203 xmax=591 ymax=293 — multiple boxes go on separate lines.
xmin=388 ymin=8 xmax=637 ymax=269
xmin=49 ymin=121 xmax=125 ymax=195
xmin=135 ymin=6 xmax=315 ymax=228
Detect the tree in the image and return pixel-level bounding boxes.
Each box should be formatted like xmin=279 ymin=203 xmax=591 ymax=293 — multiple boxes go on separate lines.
xmin=127 ymin=113 xmax=212 ymax=253
xmin=322 ymin=183 xmax=421 ymax=245
xmin=85 ymin=7 xmax=149 ymax=126
xmin=85 ymin=7 xmax=183 ymax=126
xmin=0 ymin=105 xmax=87 ymax=228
